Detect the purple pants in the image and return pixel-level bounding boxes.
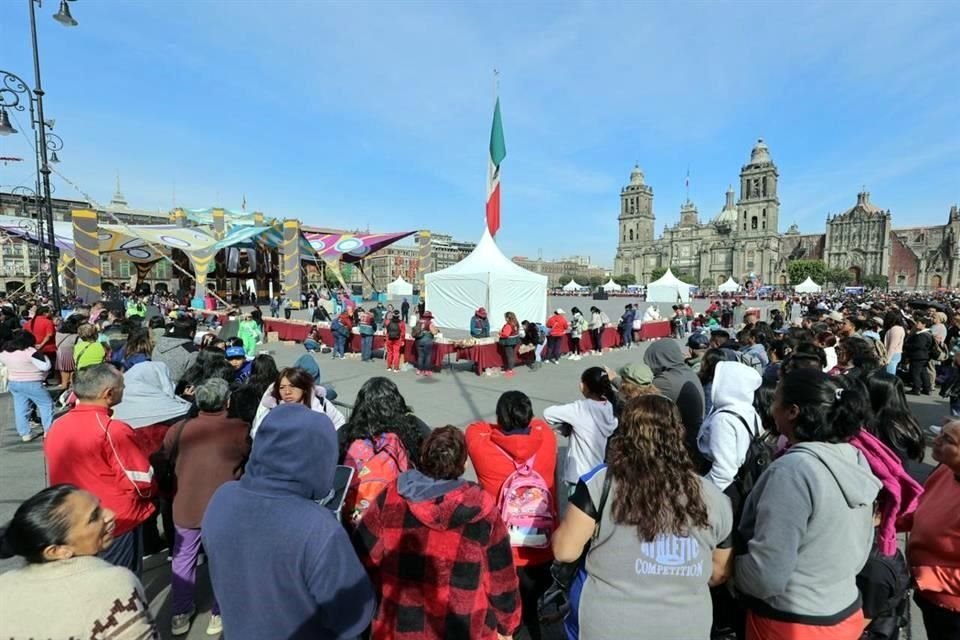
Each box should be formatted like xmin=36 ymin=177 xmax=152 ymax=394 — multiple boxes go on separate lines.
xmin=171 ymin=525 xmax=219 ymax=616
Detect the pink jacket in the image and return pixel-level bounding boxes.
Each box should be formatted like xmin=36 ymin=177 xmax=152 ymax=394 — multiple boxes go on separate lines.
xmin=849 ymin=429 xmax=924 ymax=556
xmin=0 ymin=348 xmax=50 ymax=382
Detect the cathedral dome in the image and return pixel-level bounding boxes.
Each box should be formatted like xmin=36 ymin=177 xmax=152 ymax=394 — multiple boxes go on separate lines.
xmin=629 ymin=165 xmax=645 ymax=185
xmin=750 ymin=138 xmax=772 ymax=164
xmin=714 ymin=185 xmax=737 ymax=224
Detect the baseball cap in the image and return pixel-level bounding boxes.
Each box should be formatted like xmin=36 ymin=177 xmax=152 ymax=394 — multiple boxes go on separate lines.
xmin=555 ymin=308 xmax=565 ymax=315
xmin=225 ymin=346 xmax=246 ymax=359
xmin=687 ymin=333 xmax=710 ymax=349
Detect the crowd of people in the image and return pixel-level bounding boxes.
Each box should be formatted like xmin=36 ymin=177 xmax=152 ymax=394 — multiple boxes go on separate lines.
xmin=0 ymin=288 xmax=958 ymax=640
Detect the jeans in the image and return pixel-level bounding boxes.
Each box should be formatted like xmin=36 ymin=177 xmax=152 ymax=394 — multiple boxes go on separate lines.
xmin=171 ymin=525 xmax=219 ymax=616
xmin=590 ymin=328 xmax=603 ymax=352
xmin=546 ymin=336 xmax=562 ymax=361
xmin=334 ymin=333 xmax=346 ymax=357
xmin=8 ymin=380 xmax=53 ymax=437
xmin=303 ymin=338 xmax=321 ymax=352
xmin=417 ymin=341 xmax=433 ymax=372
xmin=620 ymin=328 xmax=632 ymax=348
xmin=361 ymin=334 xmax=373 ymax=361
xmin=502 ymin=343 xmax=516 ymax=371
xmin=885 ymin=351 xmax=902 ymax=375
xmin=99 ymin=525 xmax=143 ymax=577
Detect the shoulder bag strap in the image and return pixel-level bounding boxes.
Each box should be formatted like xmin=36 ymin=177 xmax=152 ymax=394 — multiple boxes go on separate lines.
xmin=591 ymin=468 xmax=613 ymax=544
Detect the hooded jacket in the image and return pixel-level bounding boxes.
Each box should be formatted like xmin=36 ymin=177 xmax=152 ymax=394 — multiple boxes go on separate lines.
xmin=544 ymin=398 xmax=618 ymax=484
xmin=151 ymin=335 xmax=199 ymax=385
xmin=465 ymin=419 xmax=558 ymax=566
xmin=250 ymin=382 xmax=345 ymax=435
xmin=644 ymin=340 xmax=705 ymax=460
xmin=202 ymin=404 xmax=375 ymax=640
xmin=352 ymin=470 xmax=521 ymax=639
xmin=697 ymin=361 xmax=763 ymax=491
xmin=736 ymin=441 xmax=882 ymax=624
xmin=111 ymin=361 xmax=192 ymax=429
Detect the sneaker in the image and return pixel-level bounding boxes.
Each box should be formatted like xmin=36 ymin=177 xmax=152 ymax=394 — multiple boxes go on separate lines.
xmin=21 ymin=431 xmax=40 ymax=443
xmin=206 ymin=614 xmax=223 ymax=636
xmin=425 ymin=370 xmax=433 ymax=377
xmin=416 ymin=370 xmax=423 ymax=376
xmin=171 ymin=609 xmax=195 ymax=636
xmin=504 ymin=370 xmax=515 ymax=378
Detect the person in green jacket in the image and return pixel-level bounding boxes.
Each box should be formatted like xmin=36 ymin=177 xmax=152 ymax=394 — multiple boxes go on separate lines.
xmin=237 ymin=313 xmax=262 ymax=358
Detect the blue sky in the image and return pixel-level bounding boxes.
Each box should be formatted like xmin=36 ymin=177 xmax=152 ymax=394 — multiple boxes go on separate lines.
xmin=1 ymin=0 xmax=957 ymax=266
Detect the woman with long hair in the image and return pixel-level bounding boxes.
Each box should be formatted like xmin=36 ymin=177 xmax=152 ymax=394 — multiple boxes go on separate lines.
xmin=337 ymin=376 xmax=430 ymax=462
xmin=736 ymin=369 xmax=881 ymax=639
xmin=543 ymin=367 xmax=618 ymax=494
xmin=0 ymin=329 xmax=54 ymax=442
xmin=552 ymin=394 xmax=733 ymax=640
xmin=883 ymin=310 xmax=906 ymax=375
xmin=0 ymin=485 xmax=158 ymax=638
xmin=118 ymin=327 xmax=154 ymax=372
xmin=251 ymin=366 xmax=344 ymax=436
xmin=54 ymin=314 xmax=83 ymax=388
xmin=864 ymin=371 xmax=926 ymax=465
xmin=499 ymin=311 xmax=521 ymax=377
xmin=247 ymin=353 xmax=280 ymax=399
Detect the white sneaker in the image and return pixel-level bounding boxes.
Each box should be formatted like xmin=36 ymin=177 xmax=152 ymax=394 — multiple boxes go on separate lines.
xmin=171 ymin=609 xmax=195 ymax=636
xmin=20 ymin=431 xmax=40 ymax=443
xmin=206 ymin=614 xmax=223 ymax=636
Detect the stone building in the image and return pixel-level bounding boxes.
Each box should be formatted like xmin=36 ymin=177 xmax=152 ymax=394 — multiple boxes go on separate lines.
xmin=614 ymin=139 xmax=960 ymax=290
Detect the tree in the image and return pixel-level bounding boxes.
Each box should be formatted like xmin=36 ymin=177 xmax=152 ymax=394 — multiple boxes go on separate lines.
xmin=559 ymin=273 xmax=577 ymax=286
xmin=650 ymin=267 xmax=668 ymax=281
xmin=613 ymin=273 xmax=636 ymax=286
xmin=700 ymin=277 xmax=715 ymax=290
xmin=825 ymin=267 xmax=852 ymax=288
xmin=586 ymin=275 xmax=604 ymax=288
xmin=862 ymin=274 xmax=889 ymax=290
xmin=787 ymin=259 xmax=827 ymax=286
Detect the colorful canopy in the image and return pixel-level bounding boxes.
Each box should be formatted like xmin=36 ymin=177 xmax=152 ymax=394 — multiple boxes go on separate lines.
xmin=304 ymin=230 xmax=417 ymax=264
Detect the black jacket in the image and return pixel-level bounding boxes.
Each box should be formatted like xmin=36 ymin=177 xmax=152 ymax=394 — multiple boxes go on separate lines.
xmin=903 ymin=330 xmax=935 ymax=362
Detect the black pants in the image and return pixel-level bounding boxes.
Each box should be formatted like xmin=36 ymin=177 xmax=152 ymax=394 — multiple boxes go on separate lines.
xmin=517 ymin=564 xmax=552 ymax=640
xmin=284 ymin=308 xmax=292 ymax=319
xmin=916 ymin=591 xmax=960 ymax=640
xmin=546 ymin=336 xmax=562 ymax=361
xmin=590 ymin=328 xmax=602 ymax=352
xmin=910 ymin=359 xmax=931 ymax=393
xmin=502 ymin=343 xmax=516 ymax=371
xmin=570 ymin=336 xmax=581 ymax=354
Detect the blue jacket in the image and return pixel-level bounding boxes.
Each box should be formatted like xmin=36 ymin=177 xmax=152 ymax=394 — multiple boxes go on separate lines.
xmin=202 ymin=404 xmax=375 ymax=640
xmin=470 ymin=315 xmax=490 ymax=338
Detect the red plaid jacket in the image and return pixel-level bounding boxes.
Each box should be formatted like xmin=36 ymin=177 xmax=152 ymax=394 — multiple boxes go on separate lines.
xmin=353 ymin=478 xmax=521 ymax=639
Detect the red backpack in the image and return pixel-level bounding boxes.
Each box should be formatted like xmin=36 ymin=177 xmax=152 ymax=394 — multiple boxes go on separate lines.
xmin=343 ymin=433 xmax=410 ymax=526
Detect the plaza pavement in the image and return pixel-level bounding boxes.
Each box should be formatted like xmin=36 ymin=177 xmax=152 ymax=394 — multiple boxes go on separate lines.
xmin=0 ymin=307 xmax=938 ymax=639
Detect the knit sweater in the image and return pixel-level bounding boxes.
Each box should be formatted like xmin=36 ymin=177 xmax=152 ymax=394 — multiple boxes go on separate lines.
xmin=0 ymin=347 xmax=50 ymax=382
xmin=904 ymin=465 xmax=960 ymax=612
xmin=353 ymin=471 xmax=521 ymax=639
xmin=0 ymin=555 xmax=158 ymax=639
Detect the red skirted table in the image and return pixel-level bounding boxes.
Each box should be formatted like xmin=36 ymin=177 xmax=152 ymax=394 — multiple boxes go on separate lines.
xmin=638 ymin=320 xmax=672 ymax=340
xmin=263 ymin=318 xmax=312 ymax=341
xmin=456 ymin=326 xmax=624 ymax=375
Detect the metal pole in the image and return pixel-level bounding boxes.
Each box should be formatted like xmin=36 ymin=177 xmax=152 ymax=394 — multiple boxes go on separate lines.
xmin=29 ymin=0 xmax=62 ymax=311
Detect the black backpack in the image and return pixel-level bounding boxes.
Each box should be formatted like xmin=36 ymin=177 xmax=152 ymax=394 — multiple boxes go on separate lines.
xmin=387 ymin=321 xmax=401 ymax=340
xmin=716 ymin=410 xmax=774 ymax=521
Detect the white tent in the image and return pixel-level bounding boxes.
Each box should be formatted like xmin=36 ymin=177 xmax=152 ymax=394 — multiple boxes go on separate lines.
xmin=718 ymin=277 xmax=741 ymax=293
xmin=794 ymin=276 xmax=822 ymax=293
xmin=646 ymin=269 xmax=694 ymax=303
xmin=562 ymin=279 xmax=585 ymax=291
xmin=386 ymin=275 xmax=413 ymax=297
xmin=601 ymin=278 xmax=622 ymax=292
xmin=425 ymin=229 xmax=547 ymax=330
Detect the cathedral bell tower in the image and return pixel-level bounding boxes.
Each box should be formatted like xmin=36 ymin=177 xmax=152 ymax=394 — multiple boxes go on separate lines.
xmin=618 ymin=165 xmax=654 ymax=246
xmin=736 ymin=139 xmax=779 ymax=236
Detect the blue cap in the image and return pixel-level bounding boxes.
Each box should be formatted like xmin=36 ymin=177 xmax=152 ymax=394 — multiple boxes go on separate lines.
xmin=225 ymin=346 xmax=246 ymax=359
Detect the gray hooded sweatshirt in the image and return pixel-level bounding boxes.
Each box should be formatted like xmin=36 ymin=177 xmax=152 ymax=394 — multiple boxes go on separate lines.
xmin=644 ymin=340 xmax=705 ymax=459
xmin=735 ymin=441 xmax=882 ymax=624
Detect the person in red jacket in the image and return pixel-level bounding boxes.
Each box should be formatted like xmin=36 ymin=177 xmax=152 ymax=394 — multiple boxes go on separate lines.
xmin=499 ymin=312 xmax=521 ymax=377
xmin=353 ymin=426 xmax=521 ymax=640
xmin=44 ymin=363 xmax=156 ymax=577
xmin=26 ymin=305 xmax=57 ymax=382
xmin=466 ymin=391 xmax=558 ymax=640
xmin=544 ymin=308 xmax=569 ymax=364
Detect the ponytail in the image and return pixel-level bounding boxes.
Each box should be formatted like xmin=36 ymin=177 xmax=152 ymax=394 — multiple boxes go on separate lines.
xmin=582 ymin=366 xmax=617 ymax=406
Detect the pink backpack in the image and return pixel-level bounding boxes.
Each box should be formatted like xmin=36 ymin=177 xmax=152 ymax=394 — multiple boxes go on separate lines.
xmin=343 ymin=433 xmax=410 ymax=526
xmin=494 ymin=444 xmax=556 ymax=548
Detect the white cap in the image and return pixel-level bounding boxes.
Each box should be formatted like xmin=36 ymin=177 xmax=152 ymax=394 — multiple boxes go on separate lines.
xmin=555 ymin=308 xmax=565 ymax=314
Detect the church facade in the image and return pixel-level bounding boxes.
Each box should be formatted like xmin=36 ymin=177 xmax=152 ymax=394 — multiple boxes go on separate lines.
xmin=613 ymin=139 xmax=960 ymax=290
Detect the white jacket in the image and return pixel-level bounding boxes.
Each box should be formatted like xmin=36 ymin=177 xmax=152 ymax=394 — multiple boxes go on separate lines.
xmin=544 ymin=398 xmax=618 ymax=484
xmin=697 ymin=361 xmax=762 ymax=491
xmin=251 ymin=383 xmax=346 ymax=437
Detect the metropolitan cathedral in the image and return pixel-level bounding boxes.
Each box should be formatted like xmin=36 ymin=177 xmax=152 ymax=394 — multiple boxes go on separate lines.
xmin=613 ymin=139 xmax=960 ymax=290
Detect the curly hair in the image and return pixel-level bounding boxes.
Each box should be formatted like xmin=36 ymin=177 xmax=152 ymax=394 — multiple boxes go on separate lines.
xmin=607 ymin=394 xmax=709 ymax=541
xmin=339 ymin=376 xmax=425 ymax=461
xmin=418 ymin=426 xmax=466 ymax=480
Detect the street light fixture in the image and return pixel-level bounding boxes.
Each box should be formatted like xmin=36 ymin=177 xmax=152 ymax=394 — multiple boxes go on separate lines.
xmin=53 ymin=0 xmax=78 ymax=27
xmin=0 ymin=108 xmax=17 ymax=136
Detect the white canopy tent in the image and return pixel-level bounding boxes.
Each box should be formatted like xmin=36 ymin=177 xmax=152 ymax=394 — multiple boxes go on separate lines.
xmin=601 ymin=278 xmax=622 ymax=292
xmin=386 ymin=275 xmax=413 ymax=296
xmin=646 ymin=269 xmax=694 ymax=303
xmin=718 ymin=277 xmax=741 ymax=293
xmin=794 ymin=276 xmax=823 ymax=293
xmin=425 ymin=229 xmax=547 ymax=330
xmin=562 ymin=279 xmax=585 ymax=291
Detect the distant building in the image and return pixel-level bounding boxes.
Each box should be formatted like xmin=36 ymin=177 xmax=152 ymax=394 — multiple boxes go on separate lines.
xmin=511 ymin=255 xmax=607 ymax=288
xmin=613 ymin=139 xmax=960 ymax=290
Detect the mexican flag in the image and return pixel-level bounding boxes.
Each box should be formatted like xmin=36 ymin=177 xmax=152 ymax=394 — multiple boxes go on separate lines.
xmin=486 ymin=98 xmax=506 ymax=236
